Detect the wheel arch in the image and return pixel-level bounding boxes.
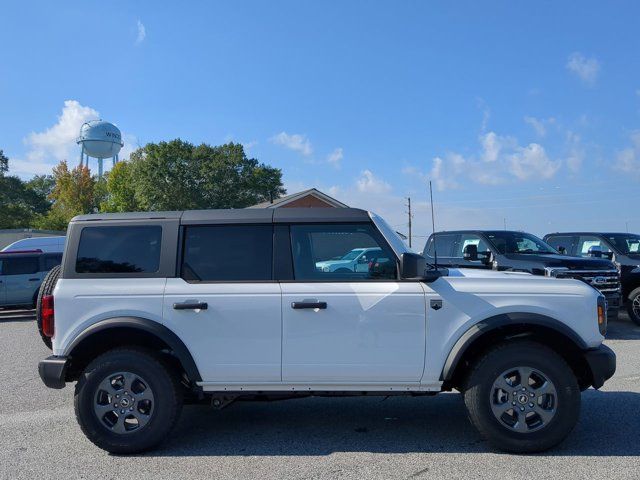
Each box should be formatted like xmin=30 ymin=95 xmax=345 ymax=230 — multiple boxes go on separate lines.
xmin=441 ymin=313 xmax=592 ymax=390
xmin=63 ymin=317 xmax=202 ymax=385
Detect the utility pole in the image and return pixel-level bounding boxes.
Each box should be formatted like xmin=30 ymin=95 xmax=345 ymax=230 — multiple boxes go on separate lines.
xmin=503 ymin=218 xmax=507 ymax=230
xmin=626 ymin=222 xmax=629 ymax=233
xmin=406 ymin=197 xmax=413 ymax=248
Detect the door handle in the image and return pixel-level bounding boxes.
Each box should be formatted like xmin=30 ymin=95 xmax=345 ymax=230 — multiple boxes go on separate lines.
xmin=29 ymin=278 xmax=39 ymax=282
xmin=291 ymin=301 xmax=327 ymax=310
xmin=173 ymin=302 xmax=208 ymax=310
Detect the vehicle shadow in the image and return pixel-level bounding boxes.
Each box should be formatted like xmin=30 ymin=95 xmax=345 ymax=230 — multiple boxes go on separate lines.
xmin=0 ymin=309 xmax=35 ymax=322
xmin=605 ymin=315 xmax=640 ymax=340
xmin=145 ymin=390 xmax=640 ymax=458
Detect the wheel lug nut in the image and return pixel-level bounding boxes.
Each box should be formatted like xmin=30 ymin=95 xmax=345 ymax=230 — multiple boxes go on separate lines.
xmin=129 ymin=407 xmax=134 ymax=411
xmin=529 ymin=403 xmax=534 ymax=407
xmin=512 ymin=401 xmax=516 ymax=406
xmin=520 ymin=407 xmax=525 ymax=412
xmin=113 ymin=404 xmax=118 ymax=408
xmin=521 ymin=387 xmax=526 ymax=391
xmin=116 ymin=395 xmax=119 ymax=398
xmin=120 ymin=409 xmax=125 ymax=414
xmin=530 ymin=392 xmax=535 ymax=397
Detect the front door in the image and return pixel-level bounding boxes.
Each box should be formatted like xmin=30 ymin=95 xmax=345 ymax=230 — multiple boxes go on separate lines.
xmin=281 ymin=223 xmax=426 ymax=384
xmin=3 ymin=256 xmax=41 ymax=306
xmin=163 ymin=224 xmax=282 ymax=384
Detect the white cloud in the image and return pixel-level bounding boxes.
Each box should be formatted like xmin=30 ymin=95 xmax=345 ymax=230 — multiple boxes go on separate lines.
xmin=481 ymin=131 xmax=502 ymax=162
xmin=356 ymin=169 xmax=391 ymax=194
xmin=566 ymin=52 xmax=600 ymax=85
xmin=564 ymin=131 xmax=584 ymax=172
xmin=614 ymin=131 xmax=640 ymax=175
xmin=135 ymin=20 xmax=146 ymax=45
xmin=270 ymin=132 xmax=313 ymax=156
xmin=326 ymin=147 xmax=343 ymax=167
xmin=524 ymin=116 xmax=547 ymax=137
xmin=9 ymin=100 xmax=135 ymax=178
xmin=508 ymin=143 xmax=560 ymax=180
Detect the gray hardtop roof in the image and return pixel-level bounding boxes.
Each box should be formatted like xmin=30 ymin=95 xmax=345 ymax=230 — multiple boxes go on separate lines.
xmin=71 ymin=208 xmax=371 ymax=225
xmin=431 ymin=230 xmax=534 ymax=236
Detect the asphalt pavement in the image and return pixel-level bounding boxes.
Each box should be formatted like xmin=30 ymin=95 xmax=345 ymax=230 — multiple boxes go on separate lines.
xmin=1 ymin=309 xmax=639 ymax=480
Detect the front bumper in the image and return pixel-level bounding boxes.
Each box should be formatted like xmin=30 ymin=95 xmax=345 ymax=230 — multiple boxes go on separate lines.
xmin=583 ymin=344 xmax=616 ymax=389
xmin=38 ymin=355 xmax=69 ymax=389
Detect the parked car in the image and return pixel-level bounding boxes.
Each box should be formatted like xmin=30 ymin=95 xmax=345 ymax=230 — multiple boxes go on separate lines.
xmin=2 ymin=235 xmax=65 ymax=253
xmin=38 ymin=209 xmax=615 ymax=454
xmin=423 ymin=230 xmax=621 ymax=320
xmin=0 ymin=250 xmax=62 ymax=308
xmin=544 ymin=232 xmax=640 ymax=325
xmin=315 ymin=247 xmax=387 ymax=273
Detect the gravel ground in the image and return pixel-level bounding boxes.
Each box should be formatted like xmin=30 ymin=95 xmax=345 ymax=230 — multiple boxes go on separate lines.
xmin=1 ymin=310 xmax=638 ymax=480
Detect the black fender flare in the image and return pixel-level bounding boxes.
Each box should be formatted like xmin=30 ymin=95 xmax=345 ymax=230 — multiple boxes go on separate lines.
xmin=440 ymin=312 xmax=589 ymax=382
xmin=64 ymin=316 xmax=202 ymax=382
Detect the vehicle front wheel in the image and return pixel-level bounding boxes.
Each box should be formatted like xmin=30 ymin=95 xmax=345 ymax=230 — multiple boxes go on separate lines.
xmin=463 ymin=340 xmax=580 ymax=453
xmin=74 ymin=347 xmax=183 ymax=454
xmin=626 ymin=287 xmax=640 ymax=326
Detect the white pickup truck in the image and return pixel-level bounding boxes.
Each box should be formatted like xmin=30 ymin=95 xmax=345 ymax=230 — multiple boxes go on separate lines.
xmin=37 ymin=208 xmax=615 ymax=454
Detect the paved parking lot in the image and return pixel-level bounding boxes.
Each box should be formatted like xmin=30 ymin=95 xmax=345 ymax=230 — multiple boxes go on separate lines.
xmin=1 ymin=309 xmax=639 ymax=480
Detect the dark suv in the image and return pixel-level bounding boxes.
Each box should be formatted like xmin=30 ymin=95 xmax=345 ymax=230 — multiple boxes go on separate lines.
xmin=0 ymin=250 xmax=62 ymax=309
xmin=544 ymin=232 xmax=640 ymax=325
xmin=423 ymin=230 xmax=621 ymax=320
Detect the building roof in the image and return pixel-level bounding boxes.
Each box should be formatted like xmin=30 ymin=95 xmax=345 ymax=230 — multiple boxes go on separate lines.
xmin=250 ymin=188 xmax=348 ymax=209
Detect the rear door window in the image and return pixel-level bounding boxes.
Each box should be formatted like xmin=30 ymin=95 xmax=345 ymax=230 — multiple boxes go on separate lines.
xmin=3 ymin=257 xmax=39 ymax=275
xmin=546 ymin=235 xmax=574 ymax=255
xmin=181 ymin=225 xmax=273 ymax=281
xmin=76 ymin=226 xmax=162 ymax=273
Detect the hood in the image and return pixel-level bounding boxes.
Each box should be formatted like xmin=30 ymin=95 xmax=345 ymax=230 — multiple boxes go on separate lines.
xmin=502 ymin=253 xmax=615 ymax=270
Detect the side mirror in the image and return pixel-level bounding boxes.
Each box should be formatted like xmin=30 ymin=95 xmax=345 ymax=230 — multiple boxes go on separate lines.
xmin=463 ymin=244 xmax=479 ymax=261
xmin=588 ymin=245 xmax=603 ymax=258
xmin=557 ymin=246 xmax=567 ymax=254
xmin=400 ymin=252 xmax=426 ymax=279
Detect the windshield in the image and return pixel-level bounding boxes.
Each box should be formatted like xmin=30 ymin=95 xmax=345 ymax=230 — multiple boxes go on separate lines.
xmin=486 ymin=232 xmax=558 ymax=255
xmin=606 ymin=234 xmax=640 ymax=254
xmin=341 ymin=249 xmax=365 ymax=260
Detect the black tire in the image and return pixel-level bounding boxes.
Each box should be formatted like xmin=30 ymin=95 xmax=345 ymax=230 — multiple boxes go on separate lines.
xmin=626 ymin=287 xmax=640 ymax=326
xmin=35 ymin=265 xmax=61 ymax=349
xmin=463 ymin=340 xmax=580 ymax=453
xmin=74 ymin=347 xmax=183 ymax=454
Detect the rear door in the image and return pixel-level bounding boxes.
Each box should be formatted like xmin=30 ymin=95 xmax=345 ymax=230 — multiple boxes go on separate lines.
xmin=163 ymin=224 xmax=282 ymax=384
xmin=3 ymin=255 xmax=41 ymax=305
xmin=281 ymin=223 xmax=426 ymax=384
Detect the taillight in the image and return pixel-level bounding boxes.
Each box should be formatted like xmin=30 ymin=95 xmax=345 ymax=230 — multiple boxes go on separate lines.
xmin=42 ymin=295 xmax=55 ymax=338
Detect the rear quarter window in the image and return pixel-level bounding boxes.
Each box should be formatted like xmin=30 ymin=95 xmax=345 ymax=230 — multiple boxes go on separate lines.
xmin=75 ymin=226 xmax=162 ymax=274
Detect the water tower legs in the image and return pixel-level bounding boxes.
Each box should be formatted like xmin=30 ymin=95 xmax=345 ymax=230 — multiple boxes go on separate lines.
xmin=98 ymin=158 xmax=104 ymax=177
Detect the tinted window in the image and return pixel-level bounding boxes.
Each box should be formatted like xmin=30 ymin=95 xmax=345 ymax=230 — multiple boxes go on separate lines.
xmin=76 ymin=226 xmax=162 ymax=273
xmin=576 ymin=235 xmax=611 ymax=257
xmin=3 ymin=256 xmax=39 ymax=275
xmin=606 ymin=234 xmax=640 ymax=254
xmin=455 ymin=234 xmax=491 ymax=260
xmin=424 ymin=234 xmax=457 ymax=259
xmin=486 ymin=232 xmax=556 ymax=254
xmin=44 ymin=254 xmax=62 ymax=270
xmin=546 ymin=235 xmax=574 ymax=255
xmin=290 ymin=224 xmax=396 ymax=281
xmin=182 ymin=225 xmax=272 ymax=281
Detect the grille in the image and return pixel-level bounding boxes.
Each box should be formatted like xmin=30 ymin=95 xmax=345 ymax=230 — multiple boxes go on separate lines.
xmin=552 ymin=269 xmax=621 ymax=294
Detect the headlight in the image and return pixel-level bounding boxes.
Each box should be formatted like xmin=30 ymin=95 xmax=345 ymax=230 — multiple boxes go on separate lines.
xmin=544 ymin=267 xmax=568 ymax=277
xmin=597 ymin=295 xmax=607 ymax=336
xmin=631 ymin=266 xmax=640 ymax=274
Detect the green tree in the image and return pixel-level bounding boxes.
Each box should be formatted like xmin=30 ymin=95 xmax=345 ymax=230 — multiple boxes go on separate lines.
xmin=0 ymin=152 xmax=52 ymax=228
xmin=0 ymin=150 xmax=8 ymax=175
xmin=125 ymin=140 xmax=285 ymax=211
xmin=36 ymin=161 xmax=95 ymax=230
xmin=100 ymin=160 xmax=138 ymax=212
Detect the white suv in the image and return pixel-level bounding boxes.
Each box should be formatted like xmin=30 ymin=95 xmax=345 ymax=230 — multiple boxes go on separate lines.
xmin=37 ymin=208 xmax=615 ymax=454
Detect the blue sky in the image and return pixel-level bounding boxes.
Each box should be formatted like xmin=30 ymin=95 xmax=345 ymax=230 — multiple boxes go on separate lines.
xmin=2 ymin=1 xmax=639 ymax=242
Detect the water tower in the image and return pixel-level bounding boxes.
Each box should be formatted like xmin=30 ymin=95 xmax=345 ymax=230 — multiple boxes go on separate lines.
xmin=76 ymin=120 xmax=124 ymax=176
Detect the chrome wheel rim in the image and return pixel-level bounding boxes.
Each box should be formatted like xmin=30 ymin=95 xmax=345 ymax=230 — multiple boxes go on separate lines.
xmin=94 ymin=371 xmax=155 ymax=434
xmin=489 ymin=366 xmax=557 ymax=433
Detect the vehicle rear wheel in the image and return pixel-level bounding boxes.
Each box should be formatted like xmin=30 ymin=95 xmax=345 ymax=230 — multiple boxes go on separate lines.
xmin=463 ymin=340 xmax=580 ymax=453
xmin=626 ymin=287 xmax=640 ymax=326
xmin=36 ymin=265 xmax=61 ymax=349
xmin=74 ymin=347 xmax=183 ymax=454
